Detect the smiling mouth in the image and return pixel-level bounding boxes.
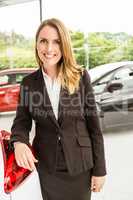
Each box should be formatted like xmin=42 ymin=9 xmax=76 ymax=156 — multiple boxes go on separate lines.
xmin=43 ymin=53 xmax=56 ymax=59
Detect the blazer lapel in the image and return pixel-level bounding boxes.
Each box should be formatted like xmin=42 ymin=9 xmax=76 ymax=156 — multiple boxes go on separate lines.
xmin=34 ymin=68 xmax=72 ymax=128
xmin=57 ymin=86 xmax=72 ymax=126
xmin=34 ymin=69 xmax=61 ymax=128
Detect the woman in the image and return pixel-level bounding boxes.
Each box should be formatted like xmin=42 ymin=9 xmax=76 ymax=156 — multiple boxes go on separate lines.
xmin=10 ymin=18 xmax=106 ymax=200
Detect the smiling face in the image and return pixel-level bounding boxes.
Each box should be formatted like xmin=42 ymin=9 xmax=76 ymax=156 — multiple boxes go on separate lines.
xmin=36 ymin=25 xmax=62 ymax=71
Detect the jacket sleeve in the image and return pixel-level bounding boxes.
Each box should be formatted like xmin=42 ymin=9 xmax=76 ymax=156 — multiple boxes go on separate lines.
xmin=10 ymin=78 xmax=32 ymax=146
xmin=83 ymin=69 xmax=107 ymax=176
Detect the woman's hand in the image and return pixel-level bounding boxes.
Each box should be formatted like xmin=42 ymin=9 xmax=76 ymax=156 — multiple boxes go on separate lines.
xmin=14 ymin=142 xmax=38 ymax=171
xmin=91 ymin=176 xmax=106 ymax=192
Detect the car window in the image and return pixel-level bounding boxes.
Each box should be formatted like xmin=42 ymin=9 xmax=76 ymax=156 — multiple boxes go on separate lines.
xmin=0 ymin=75 xmax=9 ymax=86
xmin=93 ymin=72 xmax=113 ymax=94
xmin=8 ymin=74 xmax=17 ymax=84
xmin=123 ymin=78 xmax=133 ymax=90
xmin=113 ymin=67 xmax=131 ymax=81
xmin=16 ymin=73 xmax=29 ymax=83
xmin=113 ymin=67 xmax=133 ymax=91
xmin=0 ymin=73 xmax=30 ymax=87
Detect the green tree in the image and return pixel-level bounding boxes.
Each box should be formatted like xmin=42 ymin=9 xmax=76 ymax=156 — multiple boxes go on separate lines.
xmin=70 ymin=31 xmax=85 ymax=66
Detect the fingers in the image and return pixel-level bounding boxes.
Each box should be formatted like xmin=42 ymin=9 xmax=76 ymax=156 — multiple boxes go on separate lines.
xmin=91 ymin=182 xmax=101 ymax=192
xmin=14 ymin=143 xmax=38 ymax=171
xmin=91 ymin=179 xmax=101 ymax=192
xmin=16 ymin=153 xmax=37 ymax=171
xmin=18 ymin=155 xmax=34 ymax=171
xmin=91 ymin=176 xmax=100 ymax=192
xmin=91 ymin=176 xmax=105 ymax=192
xmin=33 ymin=157 xmax=38 ymax=163
xmin=17 ymin=153 xmax=38 ymax=171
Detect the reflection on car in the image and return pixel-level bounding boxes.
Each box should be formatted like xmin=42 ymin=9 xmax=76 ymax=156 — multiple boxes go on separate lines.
xmin=0 ymin=68 xmax=36 ymax=112
xmin=89 ymin=61 xmax=133 ymax=131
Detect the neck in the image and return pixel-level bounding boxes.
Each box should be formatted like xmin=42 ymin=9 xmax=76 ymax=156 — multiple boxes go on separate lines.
xmin=42 ymin=65 xmax=58 ymax=80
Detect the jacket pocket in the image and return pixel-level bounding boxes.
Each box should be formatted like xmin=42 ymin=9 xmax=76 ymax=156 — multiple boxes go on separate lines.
xmin=77 ymin=136 xmax=93 ymax=171
xmin=77 ymin=136 xmax=92 ymax=147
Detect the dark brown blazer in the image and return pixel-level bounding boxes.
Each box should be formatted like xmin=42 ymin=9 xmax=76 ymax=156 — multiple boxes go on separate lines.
xmin=10 ymin=68 xmax=106 ymax=176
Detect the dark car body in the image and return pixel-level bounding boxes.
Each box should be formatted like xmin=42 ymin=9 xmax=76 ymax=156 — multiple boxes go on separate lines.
xmin=89 ymin=61 xmax=133 ymax=131
xmin=0 ymin=68 xmax=36 ymax=112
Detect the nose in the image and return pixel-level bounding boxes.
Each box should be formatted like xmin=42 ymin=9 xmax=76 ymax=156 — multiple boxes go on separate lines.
xmin=47 ymin=42 xmax=53 ymax=52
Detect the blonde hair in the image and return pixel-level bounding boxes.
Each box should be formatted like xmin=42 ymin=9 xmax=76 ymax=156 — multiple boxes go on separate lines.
xmin=35 ymin=18 xmax=83 ymax=94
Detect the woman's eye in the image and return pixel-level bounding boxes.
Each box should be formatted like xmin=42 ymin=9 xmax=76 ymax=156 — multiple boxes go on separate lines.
xmin=54 ymin=40 xmax=60 ymax=44
xmin=40 ymin=39 xmax=47 ymax=43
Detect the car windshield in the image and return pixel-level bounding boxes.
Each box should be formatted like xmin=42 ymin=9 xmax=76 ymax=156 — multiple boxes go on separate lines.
xmin=88 ymin=61 xmax=133 ymax=82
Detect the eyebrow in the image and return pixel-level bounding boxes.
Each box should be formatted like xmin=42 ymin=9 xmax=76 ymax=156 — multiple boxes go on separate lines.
xmin=39 ymin=37 xmax=60 ymax=41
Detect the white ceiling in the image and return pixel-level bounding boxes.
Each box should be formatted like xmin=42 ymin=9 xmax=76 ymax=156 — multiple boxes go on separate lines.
xmin=0 ymin=0 xmax=36 ymax=7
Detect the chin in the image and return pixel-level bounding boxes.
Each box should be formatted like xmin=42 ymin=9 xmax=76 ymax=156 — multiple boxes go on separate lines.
xmin=45 ymin=61 xmax=59 ymax=67
xmin=43 ymin=63 xmax=57 ymax=69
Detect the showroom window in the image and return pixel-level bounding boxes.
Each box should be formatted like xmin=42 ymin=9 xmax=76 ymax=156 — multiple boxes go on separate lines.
xmin=0 ymin=0 xmax=133 ymax=70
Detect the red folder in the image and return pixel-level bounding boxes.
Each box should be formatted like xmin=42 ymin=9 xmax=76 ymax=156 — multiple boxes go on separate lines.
xmin=0 ymin=130 xmax=33 ymax=194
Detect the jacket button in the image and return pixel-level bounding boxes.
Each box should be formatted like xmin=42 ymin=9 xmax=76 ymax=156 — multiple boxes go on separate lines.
xmin=58 ymin=135 xmax=61 ymax=140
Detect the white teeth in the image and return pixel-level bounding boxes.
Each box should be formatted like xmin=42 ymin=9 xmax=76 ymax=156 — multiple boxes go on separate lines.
xmin=44 ymin=54 xmax=54 ymax=58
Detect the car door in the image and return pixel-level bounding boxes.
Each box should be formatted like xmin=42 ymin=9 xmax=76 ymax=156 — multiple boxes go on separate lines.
xmin=0 ymin=74 xmax=12 ymax=112
xmin=92 ymin=72 xmax=114 ymax=103
xmin=92 ymin=72 xmax=117 ymax=130
xmin=100 ymin=66 xmax=133 ymax=130
xmin=0 ymin=72 xmax=31 ymax=112
xmin=0 ymin=74 xmax=19 ymax=112
xmin=7 ymin=73 xmax=28 ymax=111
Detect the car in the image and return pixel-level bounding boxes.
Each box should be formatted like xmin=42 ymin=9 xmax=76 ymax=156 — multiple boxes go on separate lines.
xmin=88 ymin=61 xmax=133 ymax=132
xmin=0 ymin=68 xmax=36 ymax=113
